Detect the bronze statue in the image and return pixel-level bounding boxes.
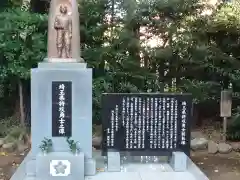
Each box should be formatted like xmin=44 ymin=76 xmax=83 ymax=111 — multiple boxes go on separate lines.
xmin=47 ymin=0 xmax=83 ymax=62
xmin=54 ymin=5 xmax=72 ymax=58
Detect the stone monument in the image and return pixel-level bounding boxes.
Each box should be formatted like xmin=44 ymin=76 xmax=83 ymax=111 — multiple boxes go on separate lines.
xmin=9 ymin=0 xmax=210 ymax=180
xmin=10 ymin=1 xmax=95 ymax=180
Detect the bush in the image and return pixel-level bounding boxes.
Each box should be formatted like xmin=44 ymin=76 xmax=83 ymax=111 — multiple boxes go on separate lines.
xmin=227 ymin=107 xmax=240 ymax=141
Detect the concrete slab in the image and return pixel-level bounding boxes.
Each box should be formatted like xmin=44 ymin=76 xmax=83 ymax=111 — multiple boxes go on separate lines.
xmin=10 ymin=151 xmax=209 ymax=180
xmin=121 ymin=163 xmax=173 ymax=172
xmin=39 ymin=61 xmax=87 ymax=69
xmin=140 ymin=172 xmax=196 ymax=180
xmin=85 ymin=172 xmax=141 ymax=180
xmin=10 ymin=151 xmax=33 ymax=180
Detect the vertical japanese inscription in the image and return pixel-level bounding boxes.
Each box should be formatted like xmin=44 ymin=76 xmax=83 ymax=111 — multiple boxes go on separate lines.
xmin=52 ymin=81 xmax=72 ymax=137
xmin=174 ymin=98 xmax=178 ymax=148
xmin=180 ymin=101 xmax=187 ymax=145
xmin=157 ymin=97 xmax=162 ymax=148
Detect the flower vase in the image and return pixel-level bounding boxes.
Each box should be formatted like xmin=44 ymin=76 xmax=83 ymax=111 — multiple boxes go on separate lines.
xmin=42 ymin=150 xmax=47 ymax=156
xmin=74 ymin=150 xmax=78 ymax=156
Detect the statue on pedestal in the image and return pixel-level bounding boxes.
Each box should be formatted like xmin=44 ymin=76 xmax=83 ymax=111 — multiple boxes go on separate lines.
xmin=47 ymin=0 xmax=84 ymax=63
xmin=54 ymin=5 xmax=72 ymax=58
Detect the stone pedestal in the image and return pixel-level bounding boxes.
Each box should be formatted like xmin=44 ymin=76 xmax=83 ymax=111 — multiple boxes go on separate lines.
xmin=39 ymin=61 xmax=86 ymax=68
xmin=43 ymin=58 xmax=85 ymax=64
xmin=107 ymin=152 xmax=121 ymax=172
xmin=10 ymin=61 xmax=97 ymax=180
xmin=36 ymin=152 xmax=84 ymax=180
xmin=170 ymin=151 xmax=187 ymax=171
xmin=30 ymin=61 xmax=96 ymax=176
xmin=85 ymin=158 xmax=96 ymax=176
xmin=31 ymin=62 xmax=92 ymax=158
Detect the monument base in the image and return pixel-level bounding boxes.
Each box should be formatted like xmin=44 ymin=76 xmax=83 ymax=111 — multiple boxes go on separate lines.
xmin=10 ymin=151 xmax=96 ymax=180
xmin=35 ymin=152 xmax=85 ymax=180
xmin=38 ymin=62 xmax=87 ymax=69
xmin=10 ymin=151 xmax=209 ymax=180
xmin=31 ymin=62 xmax=92 ymax=157
xmin=170 ymin=151 xmax=187 ymax=171
xmin=24 ymin=61 xmax=95 ymax=179
xmin=107 ymin=151 xmax=121 ymax=172
xmin=44 ymin=57 xmax=85 ymax=63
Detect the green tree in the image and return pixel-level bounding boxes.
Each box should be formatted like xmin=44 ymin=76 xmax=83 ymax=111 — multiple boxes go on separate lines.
xmin=1 ymin=0 xmax=240 ymax=134
xmin=0 ymin=8 xmax=47 ymax=125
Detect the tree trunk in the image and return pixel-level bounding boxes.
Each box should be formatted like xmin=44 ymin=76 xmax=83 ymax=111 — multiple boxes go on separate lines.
xmin=19 ymin=79 xmax=25 ymax=127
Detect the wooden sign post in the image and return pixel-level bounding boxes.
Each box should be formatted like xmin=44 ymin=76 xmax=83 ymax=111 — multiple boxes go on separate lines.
xmin=220 ymin=90 xmax=232 ymax=142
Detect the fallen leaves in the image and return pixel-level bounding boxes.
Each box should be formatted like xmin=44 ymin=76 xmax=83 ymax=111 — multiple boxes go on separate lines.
xmin=11 ymin=162 xmax=19 ymax=167
xmin=96 ymin=168 xmax=105 ymax=172
xmin=0 ymin=152 xmax=8 ymax=156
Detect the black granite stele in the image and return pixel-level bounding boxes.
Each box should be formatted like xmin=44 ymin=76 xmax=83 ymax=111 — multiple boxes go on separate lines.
xmin=52 ymin=81 xmax=72 ymax=137
xmin=101 ymin=93 xmax=192 ymax=156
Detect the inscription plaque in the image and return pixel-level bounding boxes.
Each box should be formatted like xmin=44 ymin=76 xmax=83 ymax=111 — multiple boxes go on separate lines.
xmin=102 ymin=93 xmax=192 ymax=156
xmin=52 ymin=81 xmax=72 ymax=137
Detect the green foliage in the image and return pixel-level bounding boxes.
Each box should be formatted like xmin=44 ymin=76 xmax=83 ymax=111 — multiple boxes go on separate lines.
xmin=0 ymin=8 xmax=47 ymax=80
xmin=169 ymin=2 xmax=240 ymax=103
xmin=0 ymin=8 xmax=47 ymax=120
xmin=177 ymin=3 xmax=240 ymax=137
xmin=66 ymin=137 xmax=80 ymax=153
xmin=39 ymin=137 xmax=53 ymax=153
xmin=1 ymin=0 xmax=240 ymax=138
xmin=227 ymin=107 xmax=240 ymax=141
xmin=180 ymin=79 xmax=221 ymax=103
xmin=4 ymin=125 xmax=29 ymax=143
xmin=0 ymin=0 xmax=21 ymax=10
xmin=0 ymin=117 xmax=19 ymax=137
